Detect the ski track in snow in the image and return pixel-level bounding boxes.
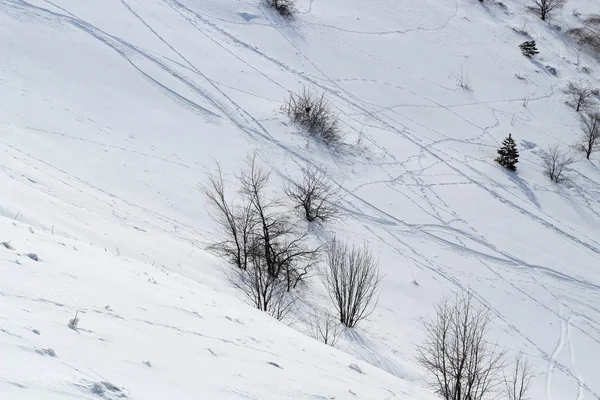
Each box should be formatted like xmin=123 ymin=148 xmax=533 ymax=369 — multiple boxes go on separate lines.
xmin=2 ymin=0 xmax=600 ymax=398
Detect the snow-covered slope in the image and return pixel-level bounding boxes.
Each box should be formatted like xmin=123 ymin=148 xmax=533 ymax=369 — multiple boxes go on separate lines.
xmin=1 ymin=0 xmax=600 ymax=398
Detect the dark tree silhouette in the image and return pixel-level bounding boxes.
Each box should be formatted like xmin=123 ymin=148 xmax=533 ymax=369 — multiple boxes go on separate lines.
xmin=496 ymin=134 xmax=519 ymax=171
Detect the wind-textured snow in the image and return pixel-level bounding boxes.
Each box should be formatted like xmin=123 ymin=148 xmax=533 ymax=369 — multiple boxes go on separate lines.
xmin=1 ymin=0 xmax=599 ymax=399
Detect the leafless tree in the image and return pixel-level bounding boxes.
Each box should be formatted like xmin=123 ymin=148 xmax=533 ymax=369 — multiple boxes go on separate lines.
xmin=267 ymin=0 xmax=296 ymax=17
xmin=543 ymin=145 xmax=574 ymax=182
xmin=231 ymin=250 xmax=296 ymax=320
xmin=565 ymin=81 xmax=597 ymax=112
xmin=504 ymin=352 xmax=534 ymax=400
xmin=416 ymin=291 xmax=506 ymax=400
xmin=308 ymin=310 xmax=342 ymax=346
xmin=283 ymin=87 xmax=342 ymax=148
xmin=577 ymin=112 xmax=600 ymax=159
xmin=530 ymin=0 xmax=565 ymax=21
xmin=284 ymin=164 xmax=341 ymax=223
xmin=324 ymin=240 xmax=381 ymax=328
xmin=202 ymin=164 xmax=255 ymax=270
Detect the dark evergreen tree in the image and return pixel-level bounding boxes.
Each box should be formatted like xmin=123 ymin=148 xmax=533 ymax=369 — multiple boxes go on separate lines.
xmin=496 ymin=134 xmax=519 ymax=171
xmin=519 ymin=41 xmax=539 ymax=58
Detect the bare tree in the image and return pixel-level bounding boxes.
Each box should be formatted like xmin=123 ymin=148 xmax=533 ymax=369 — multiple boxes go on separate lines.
xmin=324 ymin=240 xmax=381 ymax=328
xmin=577 ymin=111 xmax=600 ymax=159
xmin=543 ymin=145 xmax=574 ymax=182
xmin=231 ymin=250 xmax=296 ymax=320
xmin=416 ymin=292 xmax=506 ymax=400
xmin=504 ymin=352 xmax=534 ymax=400
xmin=283 ymin=87 xmax=342 ymax=148
xmin=267 ymin=0 xmax=296 ymax=17
xmin=308 ymin=310 xmax=342 ymax=346
xmin=284 ymin=164 xmax=341 ymax=223
xmin=202 ymin=163 xmax=255 ymax=270
xmin=565 ymin=81 xmax=597 ymax=112
xmin=530 ymin=0 xmax=565 ymax=21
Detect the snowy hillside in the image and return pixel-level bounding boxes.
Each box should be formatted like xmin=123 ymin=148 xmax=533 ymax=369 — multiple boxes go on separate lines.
xmin=1 ymin=0 xmax=600 ymax=399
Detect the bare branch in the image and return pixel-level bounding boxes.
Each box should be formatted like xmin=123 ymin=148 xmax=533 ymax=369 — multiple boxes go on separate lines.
xmin=504 ymin=352 xmax=534 ymax=400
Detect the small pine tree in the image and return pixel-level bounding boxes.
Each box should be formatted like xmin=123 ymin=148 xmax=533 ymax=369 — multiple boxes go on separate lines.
xmin=519 ymin=41 xmax=539 ymax=58
xmin=496 ymin=134 xmax=519 ymax=171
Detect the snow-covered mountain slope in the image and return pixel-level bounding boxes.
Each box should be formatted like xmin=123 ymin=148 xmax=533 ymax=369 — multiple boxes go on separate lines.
xmin=1 ymin=0 xmax=599 ymax=399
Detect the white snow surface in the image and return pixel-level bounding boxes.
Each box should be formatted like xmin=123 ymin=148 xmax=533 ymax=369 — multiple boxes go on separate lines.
xmin=1 ymin=0 xmax=600 ymax=399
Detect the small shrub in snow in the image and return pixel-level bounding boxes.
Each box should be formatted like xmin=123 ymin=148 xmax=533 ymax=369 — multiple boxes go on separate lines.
xmin=1 ymin=241 xmax=14 ymax=250
xmin=543 ymin=145 xmax=573 ymax=182
xmin=308 ymin=310 xmax=341 ymax=346
xmin=577 ymin=112 xmax=600 ymax=159
xmin=283 ymin=87 xmax=342 ymax=148
xmin=496 ymin=134 xmax=519 ymax=171
xmin=565 ymin=81 xmax=597 ymax=112
xmin=519 ymin=41 xmax=539 ymax=57
xmin=455 ymin=68 xmax=473 ymax=91
xmin=68 ymin=310 xmax=80 ymax=330
xmin=267 ymin=0 xmax=296 ymax=18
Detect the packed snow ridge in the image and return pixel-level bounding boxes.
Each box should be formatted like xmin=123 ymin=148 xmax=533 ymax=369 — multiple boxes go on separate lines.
xmin=1 ymin=0 xmax=600 ymax=399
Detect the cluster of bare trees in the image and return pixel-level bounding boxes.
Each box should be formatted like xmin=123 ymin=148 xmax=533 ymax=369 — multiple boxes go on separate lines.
xmin=566 ymin=82 xmax=600 ymax=160
xmin=203 ymin=156 xmax=319 ymax=319
xmin=568 ymin=14 xmax=600 ymax=56
xmin=417 ymin=292 xmax=534 ymax=400
xmin=538 ymin=82 xmax=600 ymax=183
xmin=204 ymin=155 xmax=380 ymax=327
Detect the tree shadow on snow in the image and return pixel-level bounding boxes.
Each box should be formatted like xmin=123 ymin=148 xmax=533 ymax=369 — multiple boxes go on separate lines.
xmin=504 ymin=170 xmax=541 ymax=209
